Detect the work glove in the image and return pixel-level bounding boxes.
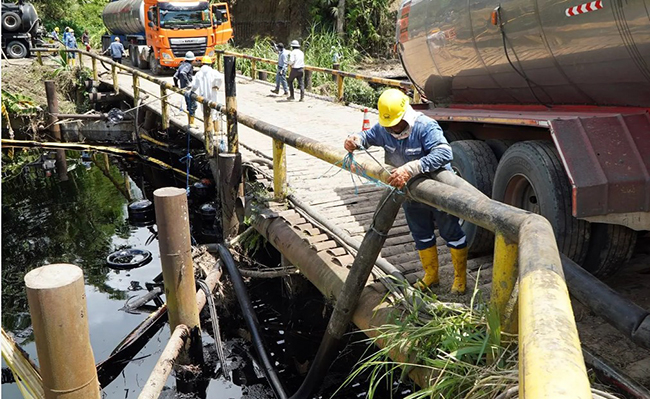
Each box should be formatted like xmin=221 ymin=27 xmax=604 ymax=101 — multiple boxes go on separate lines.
xmin=344 ymin=134 xmax=362 ymax=153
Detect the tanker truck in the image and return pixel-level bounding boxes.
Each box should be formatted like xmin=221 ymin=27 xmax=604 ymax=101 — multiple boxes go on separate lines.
xmin=102 ymin=0 xmax=233 ymax=74
xmin=1 ymin=0 xmax=48 ymax=58
xmin=396 ymin=0 xmax=650 ymax=276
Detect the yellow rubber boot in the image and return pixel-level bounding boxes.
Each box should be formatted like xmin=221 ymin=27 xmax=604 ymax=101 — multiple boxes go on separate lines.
xmin=450 ymin=247 xmax=468 ymax=295
xmin=189 ymin=115 xmax=197 ymax=127
xmin=414 ymin=246 xmax=439 ymax=290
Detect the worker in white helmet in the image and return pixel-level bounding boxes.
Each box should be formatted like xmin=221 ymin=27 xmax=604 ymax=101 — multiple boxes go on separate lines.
xmin=287 ymin=39 xmax=305 ymax=101
xmin=187 ymin=55 xmax=223 ymax=132
xmin=174 ymin=51 xmax=196 ymax=114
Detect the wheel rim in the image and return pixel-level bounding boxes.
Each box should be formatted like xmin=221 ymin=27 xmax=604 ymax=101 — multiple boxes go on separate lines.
xmin=9 ymin=44 xmax=24 ymax=57
xmin=503 ymin=174 xmax=540 ymax=214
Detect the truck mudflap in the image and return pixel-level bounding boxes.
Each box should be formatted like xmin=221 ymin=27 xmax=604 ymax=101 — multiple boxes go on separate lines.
xmin=549 ymin=112 xmax=650 ymax=219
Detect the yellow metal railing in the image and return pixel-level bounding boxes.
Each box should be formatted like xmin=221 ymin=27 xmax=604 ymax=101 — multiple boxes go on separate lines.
xmin=30 ymin=47 xmax=591 ymax=398
xmin=216 ymin=50 xmax=421 ymax=103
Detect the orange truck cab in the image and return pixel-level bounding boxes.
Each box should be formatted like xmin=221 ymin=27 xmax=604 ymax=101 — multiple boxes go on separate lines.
xmin=102 ymin=0 xmax=232 ymax=74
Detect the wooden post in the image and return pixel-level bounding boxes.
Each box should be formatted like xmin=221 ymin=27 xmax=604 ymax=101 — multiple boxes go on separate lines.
xmin=219 ymin=153 xmax=242 ymax=240
xmin=160 ymin=85 xmax=169 ymax=131
xmin=139 ymin=324 xmax=190 ymax=399
xmin=224 ymin=56 xmax=238 ymax=153
xmin=336 ymin=75 xmax=344 ymax=102
xmin=153 ymin=187 xmax=202 ymax=365
xmin=111 ymin=64 xmax=118 ymax=93
xmin=203 ymin=102 xmax=213 ymax=155
xmin=44 ymin=81 xmax=68 ymax=182
xmin=332 ymin=62 xmax=340 ymax=82
xmin=305 ymin=69 xmax=313 ymax=90
xmin=92 ymin=57 xmax=98 ymax=81
xmin=251 ymin=59 xmax=257 ymax=80
xmin=258 ymin=70 xmax=268 ymax=81
xmin=132 ymin=74 xmax=140 ymax=104
xmin=25 ymin=264 xmax=101 ymax=399
xmin=78 ymin=51 xmax=83 ymax=66
xmin=36 ymin=50 xmax=42 ymax=65
xmin=273 ymin=139 xmax=286 ymax=200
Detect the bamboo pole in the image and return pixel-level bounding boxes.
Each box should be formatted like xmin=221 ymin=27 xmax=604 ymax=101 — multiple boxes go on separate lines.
xmin=224 ymin=55 xmax=238 ymax=153
xmin=24 ymin=264 xmax=100 ymax=399
xmin=160 ymin=86 xmax=169 ymax=131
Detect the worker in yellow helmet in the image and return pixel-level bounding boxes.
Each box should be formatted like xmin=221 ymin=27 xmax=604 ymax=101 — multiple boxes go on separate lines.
xmin=344 ymin=88 xmax=468 ymax=294
xmin=187 ymin=55 xmax=223 ymax=131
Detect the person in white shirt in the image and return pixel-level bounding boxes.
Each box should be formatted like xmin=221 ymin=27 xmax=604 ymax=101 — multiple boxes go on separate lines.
xmin=187 ymin=56 xmax=224 ymax=131
xmin=287 ymin=40 xmax=305 ymax=101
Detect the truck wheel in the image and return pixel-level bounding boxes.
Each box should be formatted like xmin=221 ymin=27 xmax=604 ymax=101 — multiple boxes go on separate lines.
xmin=6 ymin=41 xmax=28 ymax=59
xmin=2 ymin=12 xmax=21 ymax=32
xmin=444 ymin=130 xmax=474 ymax=142
xmin=138 ymin=53 xmax=149 ymax=70
xmin=450 ymin=140 xmax=498 ymax=254
xmin=486 ymin=139 xmax=516 ymax=160
xmin=583 ymin=224 xmax=637 ymax=277
xmin=493 ymin=140 xmax=591 ymax=264
xmin=149 ymin=53 xmax=161 ymax=75
xmin=130 ymin=45 xmax=138 ymax=67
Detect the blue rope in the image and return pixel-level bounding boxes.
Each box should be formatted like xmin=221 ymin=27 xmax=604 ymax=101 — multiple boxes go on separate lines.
xmin=320 ymin=152 xmax=403 ymax=195
xmin=179 ymin=131 xmax=193 ymax=195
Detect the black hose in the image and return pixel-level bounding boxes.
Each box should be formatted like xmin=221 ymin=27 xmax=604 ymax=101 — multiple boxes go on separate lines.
xmin=561 ymin=254 xmax=650 ymax=349
xmin=216 ymin=244 xmax=288 ymax=399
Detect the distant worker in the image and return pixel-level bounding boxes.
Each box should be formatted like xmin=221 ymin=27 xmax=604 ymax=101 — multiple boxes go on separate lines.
xmin=81 ymin=30 xmax=90 ymax=52
xmin=187 ymin=56 xmax=223 ymax=130
xmin=51 ymin=27 xmax=60 ymax=43
xmin=270 ymin=42 xmax=289 ymax=95
xmin=174 ymin=51 xmax=196 ymax=113
xmin=62 ymin=27 xmax=71 ymax=44
xmin=103 ymin=37 xmax=126 ymax=64
xmin=287 ymin=40 xmax=305 ymax=102
xmin=344 ymin=89 xmax=469 ymax=294
xmin=64 ymin=30 xmax=78 ymax=67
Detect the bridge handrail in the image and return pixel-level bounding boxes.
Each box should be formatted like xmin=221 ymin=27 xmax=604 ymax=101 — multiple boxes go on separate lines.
xmin=30 ymin=47 xmax=591 ymax=398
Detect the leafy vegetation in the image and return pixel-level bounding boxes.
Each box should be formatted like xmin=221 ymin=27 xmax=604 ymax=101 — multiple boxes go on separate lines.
xmin=34 ymin=0 xmax=108 ymax=48
xmin=338 ymin=283 xmax=520 ymax=399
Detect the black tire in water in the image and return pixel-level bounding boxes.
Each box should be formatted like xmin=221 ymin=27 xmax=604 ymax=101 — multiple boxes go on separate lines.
xmin=2 ymin=12 xmax=21 ymax=31
xmin=492 ymin=140 xmax=591 ymax=264
xmin=583 ymin=223 xmax=637 ymax=277
xmin=6 ymin=40 xmax=28 ymax=59
xmin=450 ymin=140 xmax=498 ymax=254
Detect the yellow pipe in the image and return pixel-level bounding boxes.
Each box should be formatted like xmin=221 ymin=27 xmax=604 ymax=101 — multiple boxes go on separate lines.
xmin=36 ymin=50 xmax=42 ymax=66
xmin=251 ymin=60 xmax=257 ymax=80
xmin=111 ymin=64 xmax=118 ymax=93
xmin=91 ymin=57 xmax=98 ymax=81
xmin=133 ymin=74 xmax=140 ymax=104
xmin=160 ymin=86 xmax=169 ymax=131
xmin=203 ymin=103 xmax=213 ymax=155
xmin=517 ymin=217 xmax=592 ymax=399
xmin=336 ymin=75 xmax=344 ymax=102
xmin=491 ymin=232 xmax=518 ymax=334
xmin=273 ymin=138 xmax=287 ymax=200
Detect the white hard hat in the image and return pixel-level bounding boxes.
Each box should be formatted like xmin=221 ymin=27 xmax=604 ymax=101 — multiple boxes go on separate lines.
xmin=290 ymin=40 xmax=300 ymax=48
xmin=184 ymin=51 xmax=196 ymax=61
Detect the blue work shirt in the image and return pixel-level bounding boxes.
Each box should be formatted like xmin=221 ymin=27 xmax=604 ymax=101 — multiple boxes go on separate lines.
xmin=358 ymin=113 xmax=453 ymax=172
xmin=173 ymin=61 xmax=194 ymax=88
xmin=109 ymin=41 xmax=125 ymax=59
xmin=64 ymin=34 xmax=77 ymax=49
xmin=277 ymin=49 xmax=289 ymax=69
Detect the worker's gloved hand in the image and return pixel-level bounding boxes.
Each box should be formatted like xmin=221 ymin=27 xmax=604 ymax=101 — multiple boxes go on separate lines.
xmin=387 ymin=166 xmax=412 ymax=189
xmin=344 ymin=135 xmax=362 ymax=153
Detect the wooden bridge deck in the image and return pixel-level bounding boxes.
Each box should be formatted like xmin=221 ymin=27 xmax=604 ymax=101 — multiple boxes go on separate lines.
xmin=81 ymin=57 xmax=496 ymax=303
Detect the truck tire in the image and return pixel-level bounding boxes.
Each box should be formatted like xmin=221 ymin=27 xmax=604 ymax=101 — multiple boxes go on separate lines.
xmin=444 ymin=130 xmax=474 ymax=142
xmin=2 ymin=12 xmax=21 ymax=32
xmin=129 ymin=45 xmax=138 ymax=67
xmin=450 ymin=140 xmax=498 ymax=254
xmin=6 ymin=40 xmax=28 ymax=59
xmin=493 ymin=140 xmax=591 ymax=264
xmin=149 ymin=53 xmax=162 ymax=75
xmin=138 ymin=53 xmax=149 ymax=70
xmin=486 ymin=139 xmax=516 ymax=160
xmin=583 ymin=224 xmax=637 ymax=277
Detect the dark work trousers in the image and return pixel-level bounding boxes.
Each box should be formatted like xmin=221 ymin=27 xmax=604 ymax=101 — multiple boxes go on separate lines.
xmin=402 ymin=199 xmax=467 ymax=250
xmin=288 ymin=67 xmax=304 ymax=99
xmin=112 ymin=57 xmax=122 ymax=64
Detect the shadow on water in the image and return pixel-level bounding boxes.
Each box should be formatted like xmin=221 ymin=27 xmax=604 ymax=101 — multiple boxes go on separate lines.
xmin=2 ymin=149 xmax=413 ymax=399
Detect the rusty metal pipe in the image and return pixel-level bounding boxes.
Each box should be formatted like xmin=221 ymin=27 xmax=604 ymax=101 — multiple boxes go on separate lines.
xmin=289 ymin=188 xmax=405 ymax=399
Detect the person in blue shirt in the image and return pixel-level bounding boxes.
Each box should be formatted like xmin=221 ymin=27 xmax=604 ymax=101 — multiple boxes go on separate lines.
xmin=344 ymin=88 xmax=468 ymax=294
xmin=64 ymin=30 xmax=78 ymax=66
xmin=271 ymin=43 xmax=289 ymax=95
xmin=174 ymin=51 xmax=195 ymax=115
xmin=103 ymin=37 xmax=126 ymax=64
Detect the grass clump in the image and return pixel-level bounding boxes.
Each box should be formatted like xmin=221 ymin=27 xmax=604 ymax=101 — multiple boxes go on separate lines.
xmin=339 ymin=283 xmax=519 ymax=399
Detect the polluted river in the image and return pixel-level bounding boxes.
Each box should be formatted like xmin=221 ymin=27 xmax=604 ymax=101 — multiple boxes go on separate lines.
xmin=1 ymin=149 xmax=411 ymax=398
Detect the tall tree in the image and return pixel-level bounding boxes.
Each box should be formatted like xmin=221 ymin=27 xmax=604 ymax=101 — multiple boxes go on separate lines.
xmin=336 ymin=0 xmax=345 ymax=35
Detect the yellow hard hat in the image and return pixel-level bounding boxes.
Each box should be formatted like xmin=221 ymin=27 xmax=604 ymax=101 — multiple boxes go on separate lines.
xmin=378 ymin=89 xmax=408 ymax=127
xmin=54 ymin=27 xmax=59 ymax=32
xmin=201 ymin=55 xmax=212 ymax=64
